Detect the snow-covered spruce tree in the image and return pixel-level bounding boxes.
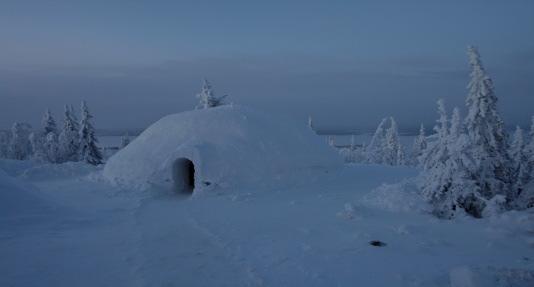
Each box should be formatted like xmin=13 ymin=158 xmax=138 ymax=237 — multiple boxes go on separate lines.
xmin=420 ymin=106 xmax=483 ymax=218
xmin=419 ymin=100 xmax=450 ymax=208
xmin=509 ymin=127 xmax=529 ymax=196
xmin=29 ymin=132 xmax=47 ymax=162
xmin=384 ymin=117 xmax=404 ymax=165
xmin=44 ymin=132 xmax=60 ymax=163
xmin=0 ymin=131 xmax=10 ymax=159
xmin=420 ymin=100 xmax=448 ymax=170
xmin=523 ymin=117 xmax=534 ymax=177
xmin=420 ymin=47 xmax=515 ymax=217
xmin=120 ymin=132 xmax=131 ymax=149
xmin=9 ymin=122 xmax=33 ymax=160
xmin=78 ymin=101 xmax=103 ymax=165
xmin=396 ymin=145 xmax=405 ymax=166
xmin=464 ymin=46 xmax=512 ymax=202
xmin=524 ymin=117 xmax=534 ymax=177
xmin=196 ymin=78 xmax=227 ymax=109
xmin=515 ymin=118 xmax=534 ymax=209
xmin=510 ymin=126 xmax=526 ymax=168
xmin=366 ymin=118 xmax=388 ymax=164
xmin=42 ymin=109 xmax=58 ymax=135
xmin=308 ymin=115 xmax=315 ymax=132
xmin=69 ymin=105 xmax=79 ymax=129
xmin=39 ymin=108 xmax=61 ymax=163
xmin=525 ymin=117 xmax=534 ymax=159
xmin=446 ymin=108 xmax=485 ymax=217
xmin=59 ymin=105 xmax=80 ymax=162
xmin=411 ymin=124 xmax=427 ymax=166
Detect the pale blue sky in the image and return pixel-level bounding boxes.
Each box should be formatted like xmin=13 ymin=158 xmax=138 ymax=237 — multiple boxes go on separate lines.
xmin=1 ymin=0 xmax=533 ymax=131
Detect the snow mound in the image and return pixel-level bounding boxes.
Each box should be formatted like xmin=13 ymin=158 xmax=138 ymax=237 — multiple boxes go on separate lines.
xmin=360 ymin=179 xmax=430 ymax=213
xmin=103 ymin=105 xmax=341 ymax=192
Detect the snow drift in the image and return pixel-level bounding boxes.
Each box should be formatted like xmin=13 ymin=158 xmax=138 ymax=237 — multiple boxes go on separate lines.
xmin=103 ymin=105 xmax=341 ymax=192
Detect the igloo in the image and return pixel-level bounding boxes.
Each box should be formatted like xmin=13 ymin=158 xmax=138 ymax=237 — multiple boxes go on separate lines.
xmin=103 ymin=105 xmax=341 ymax=194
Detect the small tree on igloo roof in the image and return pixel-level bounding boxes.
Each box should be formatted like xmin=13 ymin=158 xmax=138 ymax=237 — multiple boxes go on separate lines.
xmin=196 ymin=78 xmax=228 ymax=109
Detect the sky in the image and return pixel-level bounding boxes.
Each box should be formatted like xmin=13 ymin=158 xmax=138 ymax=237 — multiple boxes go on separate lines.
xmin=1 ymin=0 xmax=533 ymax=133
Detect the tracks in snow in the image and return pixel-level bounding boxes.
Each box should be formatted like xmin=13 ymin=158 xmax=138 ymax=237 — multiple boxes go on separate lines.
xmin=130 ymin=195 xmax=265 ymax=287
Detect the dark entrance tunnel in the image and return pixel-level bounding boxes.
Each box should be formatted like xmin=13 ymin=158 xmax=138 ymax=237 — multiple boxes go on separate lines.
xmin=172 ymin=158 xmax=195 ymax=194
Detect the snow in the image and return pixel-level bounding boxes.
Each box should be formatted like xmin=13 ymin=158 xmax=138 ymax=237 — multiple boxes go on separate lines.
xmin=0 ymin=168 xmax=51 ymax=220
xmin=104 ymin=105 xmax=341 ymax=192
xmin=449 ymin=266 xmax=534 ymax=287
xmin=449 ymin=266 xmax=483 ymax=287
xmin=360 ymin=177 xmax=431 ymax=213
xmin=2 ymin=158 xmax=533 ymax=287
xmin=326 ymin=133 xmax=416 ymax=148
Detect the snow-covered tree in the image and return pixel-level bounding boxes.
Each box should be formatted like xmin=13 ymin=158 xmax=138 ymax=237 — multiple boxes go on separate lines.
xmin=44 ymin=132 xmax=60 ymax=163
xmin=36 ymin=108 xmax=62 ymax=163
xmin=327 ymin=136 xmax=335 ymax=147
xmin=42 ymin=109 xmax=57 ymax=135
xmin=364 ymin=117 xmax=405 ymax=165
xmin=418 ymin=47 xmax=521 ymax=217
xmin=420 ymin=106 xmax=483 ymax=218
xmin=510 ymin=126 xmax=528 ymax=185
xmin=396 ymin=146 xmax=405 ymax=166
xmin=0 ymin=131 xmax=9 ymax=159
xmin=196 ymin=78 xmax=227 ymax=109
xmin=9 ymin=122 xmax=32 ymax=160
xmin=419 ymin=100 xmax=450 ymax=205
xmin=69 ymin=105 xmax=79 ymax=129
xmin=29 ymin=132 xmax=47 ymax=162
xmin=449 ymin=108 xmax=461 ymax=141
xmin=339 ymin=145 xmax=367 ymax=164
xmin=384 ymin=117 xmax=404 ymax=165
xmin=366 ymin=118 xmax=388 ymax=164
xmin=512 ymin=122 xmax=534 ymax=209
xmin=463 ymin=46 xmax=512 ymax=201
xmin=78 ymin=101 xmax=103 ymax=165
xmin=339 ymin=134 xmax=368 ymax=163
xmin=59 ymin=105 xmax=80 ymax=162
xmin=420 ymin=100 xmax=449 ymax=170
xmin=446 ymin=108 xmax=485 ymax=217
xmin=411 ymin=124 xmax=427 ymax=166
xmin=524 ymin=116 xmax=534 ymax=178
xmin=120 ymin=132 xmax=131 ymax=149
xmin=308 ymin=116 xmax=314 ymax=132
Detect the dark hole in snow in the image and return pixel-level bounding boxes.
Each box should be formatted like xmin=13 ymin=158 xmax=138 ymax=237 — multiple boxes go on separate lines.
xmin=187 ymin=161 xmax=195 ymax=190
xmin=203 ymin=181 xmax=211 ymax=186
xmin=369 ymin=240 xmax=387 ymax=247
xmin=172 ymin=158 xmax=195 ymax=194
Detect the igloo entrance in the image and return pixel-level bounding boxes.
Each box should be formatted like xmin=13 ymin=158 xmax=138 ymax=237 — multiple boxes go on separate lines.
xmin=172 ymin=158 xmax=195 ymax=194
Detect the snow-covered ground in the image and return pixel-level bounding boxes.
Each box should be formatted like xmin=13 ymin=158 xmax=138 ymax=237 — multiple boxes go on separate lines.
xmin=323 ymin=134 xmax=416 ymax=148
xmin=1 ymin=159 xmax=533 ymax=287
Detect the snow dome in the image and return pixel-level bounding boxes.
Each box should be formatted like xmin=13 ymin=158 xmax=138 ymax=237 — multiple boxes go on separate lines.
xmin=103 ymin=105 xmax=341 ymax=193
